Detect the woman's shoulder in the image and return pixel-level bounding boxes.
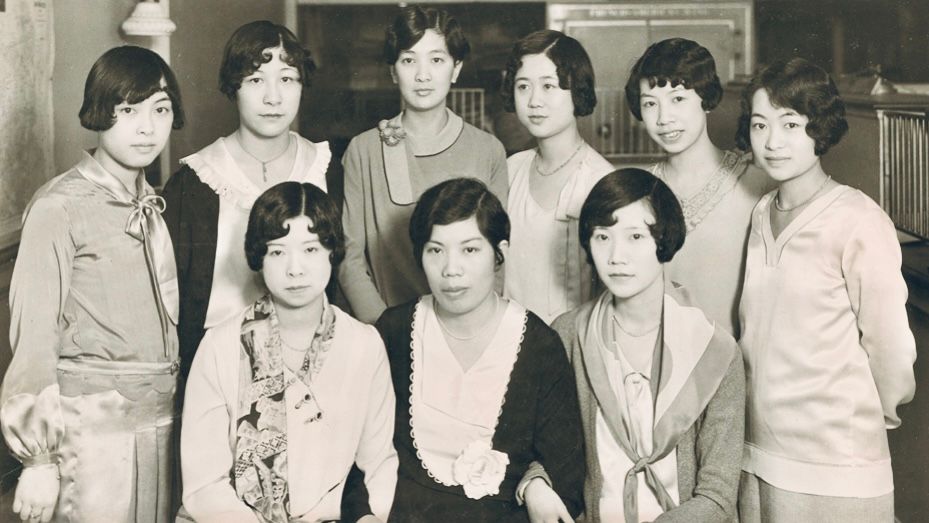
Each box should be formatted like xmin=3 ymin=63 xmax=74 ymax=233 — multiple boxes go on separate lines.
xmin=346 ymin=126 xmax=383 ymax=152
xmin=582 ymin=146 xmax=615 ymax=177
xmin=459 ymin=121 xmax=505 ymax=152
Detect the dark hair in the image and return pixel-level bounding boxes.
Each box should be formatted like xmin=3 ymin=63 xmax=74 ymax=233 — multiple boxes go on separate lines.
xmin=409 ymin=178 xmax=509 ymax=268
xmin=79 ymin=45 xmax=185 ymax=131
xmin=735 ymin=57 xmax=848 ymax=156
xmin=501 ymin=29 xmax=597 ymax=117
xmin=219 ymin=20 xmax=316 ymax=100
xmin=384 ymin=5 xmax=470 ymax=65
xmin=579 ymin=168 xmax=685 ymax=264
xmin=624 ymin=38 xmax=723 ymax=121
xmin=245 ymin=182 xmax=344 ymax=272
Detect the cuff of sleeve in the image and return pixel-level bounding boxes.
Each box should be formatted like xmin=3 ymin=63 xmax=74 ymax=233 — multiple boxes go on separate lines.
xmin=20 ymin=452 xmax=58 ymax=467
xmin=515 ymin=461 xmax=552 ymax=506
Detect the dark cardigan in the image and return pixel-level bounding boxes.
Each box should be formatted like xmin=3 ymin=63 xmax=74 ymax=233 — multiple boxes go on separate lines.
xmin=348 ymin=300 xmax=586 ymax=522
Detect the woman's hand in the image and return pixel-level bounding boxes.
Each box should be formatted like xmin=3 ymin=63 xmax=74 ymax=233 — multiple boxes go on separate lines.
xmin=13 ymin=464 xmax=59 ymax=522
xmin=356 ymin=515 xmax=383 ymax=523
xmin=525 ymin=477 xmax=573 ymax=523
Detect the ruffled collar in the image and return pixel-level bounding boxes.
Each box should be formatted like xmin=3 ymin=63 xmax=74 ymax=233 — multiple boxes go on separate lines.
xmin=181 ymin=132 xmax=331 ymax=210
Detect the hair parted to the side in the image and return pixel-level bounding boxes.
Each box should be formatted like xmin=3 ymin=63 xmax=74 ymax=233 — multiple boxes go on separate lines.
xmin=624 ymin=38 xmax=723 ymax=121
xmin=384 ymin=5 xmax=470 ymax=65
xmin=409 ymin=178 xmax=509 ymax=268
xmin=219 ymin=20 xmax=316 ymax=100
xmin=501 ymin=29 xmax=597 ymax=117
xmin=580 ymin=168 xmax=685 ymax=264
xmin=79 ymin=45 xmax=185 ymax=131
xmin=735 ymin=57 xmax=848 ymax=156
xmin=245 ymin=182 xmax=344 ymax=272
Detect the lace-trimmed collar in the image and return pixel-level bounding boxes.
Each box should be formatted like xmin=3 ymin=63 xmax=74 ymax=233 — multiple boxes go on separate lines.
xmin=652 ymin=150 xmax=748 ymax=232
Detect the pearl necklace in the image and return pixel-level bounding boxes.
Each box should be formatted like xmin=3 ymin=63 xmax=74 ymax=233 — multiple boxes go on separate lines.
xmin=774 ymin=175 xmax=831 ymax=212
xmin=535 ymin=142 xmax=585 ymax=177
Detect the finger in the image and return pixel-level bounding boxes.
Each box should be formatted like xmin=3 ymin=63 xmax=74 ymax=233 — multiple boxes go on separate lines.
xmin=18 ymin=504 xmax=32 ymax=521
xmin=40 ymin=505 xmax=54 ymax=523
xmin=12 ymin=497 xmax=22 ymax=514
xmin=557 ymin=504 xmax=574 ymax=523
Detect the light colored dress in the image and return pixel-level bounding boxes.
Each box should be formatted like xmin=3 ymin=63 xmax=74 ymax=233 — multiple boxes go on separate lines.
xmin=1 ymin=152 xmax=180 ymax=522
xmin=181 ymin=296 xmax=397 ymax=522
xmin=652 ymin=150 xmax=772 ymax=337
xmin=739 ymin=185 xmax=916 ymax=519
xmin=339 ymin=109 xmax=508 ymax=324
xmin=505 ymin=145 xmax=613 ymax=324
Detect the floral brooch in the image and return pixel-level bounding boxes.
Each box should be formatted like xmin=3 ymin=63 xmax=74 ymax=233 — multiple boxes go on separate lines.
xmin=378 ymin=119 xmax=407 ymax=147
xmin=452 ymin=440 xmax=509 ymax=499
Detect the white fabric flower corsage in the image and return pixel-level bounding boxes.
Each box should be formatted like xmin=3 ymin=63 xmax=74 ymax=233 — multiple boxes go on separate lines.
xmin=377 ymin=119 xmax=407 ymax=146
xmin=452 ymin=440 xmax=509 ymax=499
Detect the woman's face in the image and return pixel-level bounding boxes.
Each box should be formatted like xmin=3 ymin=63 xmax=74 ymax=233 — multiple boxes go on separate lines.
xmin=422 ymin=216 xmax=504 ymax=318
xmin=513 ymin=53 xmax=577 ymax=141
xmin=749 ymin=88 xmax=820 ymax=183
xmin=589 ymin=200 xmax=664 ymax=305
xmin=638 ymin=79 xmax=708 ymax=155
xmin=262 ymin=215 xmax=331 ymax=315
xmin=96 ymin=84 xmax=174 ymax=179
xmin=391 ymin=29 xmax=463 ymax=113
xmin=236 ymin=46 xmax=302 ymax=140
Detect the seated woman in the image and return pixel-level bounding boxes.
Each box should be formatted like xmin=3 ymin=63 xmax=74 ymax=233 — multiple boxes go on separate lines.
xmin=180 ymin=182 xmax=397 ymax=523
xmin=370 ymin=178 xmax=584 ymax=521
xmin=551 ymin=169 xmax=745 ymax=522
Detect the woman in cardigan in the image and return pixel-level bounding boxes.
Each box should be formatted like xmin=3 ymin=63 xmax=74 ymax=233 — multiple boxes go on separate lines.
xmin=624 ymin=38 xmax=773 ymax=338
xmin=180 ymin=182 xmax=397 ymax=523
xmin=736 ymin=58 xmax=915 ymax=522
xmin=368 ymin=178 xmax=584 ymax=522
xmin=501 ymin=29 xmax=614 ymax=324
xmin=163 ymin=21 xmax=333 ymax=376
xmin=338 ymin=5 xmax=508 ymax=324
xmin=550 ymin=169 xmax=744 ymax=522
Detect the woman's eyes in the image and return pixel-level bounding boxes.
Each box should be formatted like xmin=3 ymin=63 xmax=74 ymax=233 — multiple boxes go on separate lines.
xmin=592 ymin=232 xmax=609 ymax=242
xmin=750 ymin=122 xmax=766 ymax=131
xmin=155 ymin=106 xmax=172 ymax=114
xmin=631 ymin=233 xmax=645 ymax=241
xmin=305 ymin=246 xmax=319 ymax=253
xmin=672 ymin=95 xmax=686 ymax=103
xmin=641 ymin=100 xmax=656 ymax=109
xmin=426 ymin=246 xmax=442 ymax=255
xmin=463 ymin=246 xmax=480 ymax=254
xmin=400 ymin=57 xmax=415 ymax=65
xmin=431 ymin=57 xmax=445 ymax=64
xmin=118 ymin=106 xmax=135 ymax=115
xmin=785 ymin=122 xmax=802 ymax=129
xmin=266 ymin=248 xmax=283 ymax=257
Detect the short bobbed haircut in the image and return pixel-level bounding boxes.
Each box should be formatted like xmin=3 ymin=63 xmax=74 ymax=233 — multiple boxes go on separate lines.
xmin=580 ymin=168 xmax=685 ymax=264
xmin=245 ymin=182 xmax=344 ymax=272
xmin=79 ymin=45 xmax=185 ymax=131
xmin=384 ymin=5 xmax=470 ymax=65
xmin=624 ymin=38 xmax=723 ymax=121
xmin=409 ymin=178 xmax=509 ymax=268
xmin=735 ymin=57 xmax=848 ymax=156
xmin=501 ymin=29 xmax=597 ymax=117
xmin=219 ymin=20 xmax=316 ymax=100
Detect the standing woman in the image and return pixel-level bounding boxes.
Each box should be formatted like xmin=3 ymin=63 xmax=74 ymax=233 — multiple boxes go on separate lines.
xmin=338 ymin=5 xmax=508 ymax=324
xmin=624 ymin=38 xmax=773 ymax=337
xmin=2 ymin=46 xmax=184 ymax=522
xmin=736 ymin=58 xmax=915 ymax=521
xmin=163 ymin=21 xmax=332 ymax=376
xmin=502 ymin=29 xmax=614 ymax=324
xmin=374 ymin=178 xmax=584 ymax=521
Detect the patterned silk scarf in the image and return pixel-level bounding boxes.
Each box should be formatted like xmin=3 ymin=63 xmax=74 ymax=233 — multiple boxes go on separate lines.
xmin=233 ymin=295 xmax=335 ymax=522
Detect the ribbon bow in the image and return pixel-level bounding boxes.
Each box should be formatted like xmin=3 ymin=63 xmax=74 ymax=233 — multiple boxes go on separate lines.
xmin=125 ymin=193 xmax=179 ymax=328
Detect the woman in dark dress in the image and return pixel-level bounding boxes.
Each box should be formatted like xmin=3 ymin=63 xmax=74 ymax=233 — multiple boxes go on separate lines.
xmin=367 ymin=178 xmax=584 ymax=522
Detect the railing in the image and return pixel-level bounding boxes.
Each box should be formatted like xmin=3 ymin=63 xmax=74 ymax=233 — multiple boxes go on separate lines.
xmin=879 ymin=109 xmax=929 ymax=239
xmin=579 ymin=88 xmax=663 ymax=162
xmin=447 ymin=88 xmax=485 ymax=131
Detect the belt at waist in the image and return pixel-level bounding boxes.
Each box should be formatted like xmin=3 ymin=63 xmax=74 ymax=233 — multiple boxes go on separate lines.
xmin=57 ymin=358 xmax=179 ymax=399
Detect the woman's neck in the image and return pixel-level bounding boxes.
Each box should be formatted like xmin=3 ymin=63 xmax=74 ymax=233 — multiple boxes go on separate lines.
xmin=537 ymin=124 xmax=583 ymax=165
xmin=274 ymin=295 xmax=324 ymax=337
xmin=402 ymin=105 xmax=449 ymax=137
xmin=92 ymin=148 xmax=140 ymax=193
xmin=776 ymin=160 xmax=829 ymax=207
xmin=435 ymin=292 xmax=499 ymax=337
xmin=234 ymin=127 xmax=292 ymax=159
xmin=611 ymin=278 xmax=664 ymax=335
xmin=664 ymin=130 xmax=724 ymax=195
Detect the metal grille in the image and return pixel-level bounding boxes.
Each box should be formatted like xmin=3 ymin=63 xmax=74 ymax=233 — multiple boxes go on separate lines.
xmin=447 ymin=88 xmax=484 ymax=131
xmin=879 ymin=109 xmax=929 ymax=239
xmin=578 ymin=88 xmax=663 ymax=161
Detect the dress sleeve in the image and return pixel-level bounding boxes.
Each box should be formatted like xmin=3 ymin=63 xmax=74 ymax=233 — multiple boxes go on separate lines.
xmin=181 ymin=326 xmax=260 ymax=523
xmin=531 ymin=323 xmax=586 ymax=518
xmin=338 ymin=137 xmax=388 ymax=324
xmin=1 ymin=197 xmax=72 ymax=468
xmin=841 ymin=209 xmax=916 ymax=429
xmin=353 ymin=328 xmax=399 ymax=521
xmin=487 ymin=137 xmax=509 ymax=205
xmin=655 ymin=349 xmax=745 ymax=522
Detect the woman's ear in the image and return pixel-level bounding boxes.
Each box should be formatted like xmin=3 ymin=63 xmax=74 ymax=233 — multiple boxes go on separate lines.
xmin=451 ymin=61 xmax=464 ymax=84
xmin=495 ymin=239 xmax=509 ymax=270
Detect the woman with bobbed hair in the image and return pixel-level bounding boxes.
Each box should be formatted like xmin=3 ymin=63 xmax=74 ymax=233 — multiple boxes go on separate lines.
xmin=180 ymin=182 xmax=397 ymax=523
xmin=367 ymin=177 xmax=585 ymax=521
xmin=163 ymin=20 xmax=334 ymax=377
xmin=624 ymin=38 xmax=773 ymax=338
xmin=338 ymin=5 xmax=508 ymax=324
xmin=735 ymin=57 xmax=915 ymax=522
xmin=548 ymin=168 xmax=744 ymax=522
xmin=501 ymin=29 xmax=614 ymax=324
